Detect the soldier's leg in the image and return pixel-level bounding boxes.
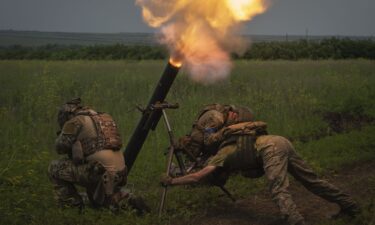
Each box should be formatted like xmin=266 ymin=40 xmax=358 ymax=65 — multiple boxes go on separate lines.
xmin=287 ymin=146 xmax=359 ymax=214
xmin=261 ymin=143 xmax=305 ymax=225
xmin=48 ymin=159 xmax=98 ymax=207
xmin=48 ymin=159 xmax=83 ymax=207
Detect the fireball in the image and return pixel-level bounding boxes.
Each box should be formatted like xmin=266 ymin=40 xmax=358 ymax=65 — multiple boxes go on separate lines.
xmin=137 ymin=0 xmax=270 ymax=83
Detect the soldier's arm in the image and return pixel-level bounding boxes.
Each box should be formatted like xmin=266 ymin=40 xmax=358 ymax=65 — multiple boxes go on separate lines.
xmin=202 ymin=111 xmax=225 ymax=146
xmin=55 ymin=118 xmax=82 ymax=155
xmin=169 ymin=165 xmax=217 ymax=186
xmin=205 ymin=121 xmax=269 ymax=145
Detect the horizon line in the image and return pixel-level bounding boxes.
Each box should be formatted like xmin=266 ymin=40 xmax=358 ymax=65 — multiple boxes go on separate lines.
xmin=0 ymin=29 xmax=373 ymax=38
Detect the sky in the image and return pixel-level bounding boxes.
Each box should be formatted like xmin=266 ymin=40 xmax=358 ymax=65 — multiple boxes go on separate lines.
xmin=0 ymin=0 xmax=374 ymax=36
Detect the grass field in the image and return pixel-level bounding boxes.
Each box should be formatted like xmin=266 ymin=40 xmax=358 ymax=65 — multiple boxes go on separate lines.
xmin=0 ymin=60 xmax=374 ymax=225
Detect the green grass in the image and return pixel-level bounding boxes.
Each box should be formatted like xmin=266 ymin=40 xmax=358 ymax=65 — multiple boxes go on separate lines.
xmin=0 ymin=60 xmax=374 ymax=224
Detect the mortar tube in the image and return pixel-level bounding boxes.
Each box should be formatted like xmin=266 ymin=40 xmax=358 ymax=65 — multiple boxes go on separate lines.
xmin=124 ymin=61 xmax=181 ymax=173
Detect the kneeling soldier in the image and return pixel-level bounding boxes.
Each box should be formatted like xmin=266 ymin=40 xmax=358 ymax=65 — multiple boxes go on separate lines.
xmin=162 ymin=106 xmax=360 ymax=225
xmin=48 ymin=98 xmax=127 ymax=210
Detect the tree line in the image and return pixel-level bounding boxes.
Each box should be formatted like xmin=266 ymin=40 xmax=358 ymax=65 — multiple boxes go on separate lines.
xmin=0 ymin=38 xmax=374 ymax=60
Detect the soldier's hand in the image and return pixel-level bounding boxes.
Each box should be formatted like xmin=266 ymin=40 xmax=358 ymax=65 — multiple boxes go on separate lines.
xmin=160 ymin=173 xmax=173 ymax=187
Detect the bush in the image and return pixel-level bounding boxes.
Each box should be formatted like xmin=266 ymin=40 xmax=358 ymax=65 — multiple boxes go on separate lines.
xmin=0 ymin=38 xmax=374 ymax=60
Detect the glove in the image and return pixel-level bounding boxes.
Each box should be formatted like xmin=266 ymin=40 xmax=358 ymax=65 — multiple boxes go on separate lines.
xmin=160 ymin=173 xmax=173 ymax=187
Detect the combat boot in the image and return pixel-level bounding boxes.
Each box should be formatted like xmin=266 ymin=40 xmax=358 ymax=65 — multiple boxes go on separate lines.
xmin=331 ymin=204 xmax=361 ymax=219
xmin=127 ymin=194 xmax=151 ymax=215
xmin=58 ymin=195 xmax=85 ymax=213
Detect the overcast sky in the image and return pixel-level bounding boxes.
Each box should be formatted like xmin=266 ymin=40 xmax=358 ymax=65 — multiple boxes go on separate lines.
xmin=0 ymin=0 xmax=374 ymax=36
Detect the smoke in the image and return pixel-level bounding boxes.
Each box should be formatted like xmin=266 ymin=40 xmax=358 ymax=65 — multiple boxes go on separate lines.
xmin=159 ymin=22 xmax=235 ymax=84
xmin=137 ymin=0 xmax=270 ymax=84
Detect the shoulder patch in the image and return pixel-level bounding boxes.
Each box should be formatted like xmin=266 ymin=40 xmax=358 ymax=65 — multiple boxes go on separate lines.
xmin=62 ymin=119 xmax=81 ymax=135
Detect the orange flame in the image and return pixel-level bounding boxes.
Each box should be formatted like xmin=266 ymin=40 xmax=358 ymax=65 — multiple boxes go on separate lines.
xmin=137 ymin=0 xmax=270 ymax=84
xmin=169 ymin=57 xmax=182 ymax=68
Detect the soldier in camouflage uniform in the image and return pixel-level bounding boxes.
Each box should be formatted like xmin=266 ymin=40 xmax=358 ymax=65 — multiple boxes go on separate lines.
xmin=162 ymin=105 xmax=360 ymax=225
xmin=175 ymin=104 xmax=255 ymax=162
xmin=48 ymin=98 xmax=128 ymax=210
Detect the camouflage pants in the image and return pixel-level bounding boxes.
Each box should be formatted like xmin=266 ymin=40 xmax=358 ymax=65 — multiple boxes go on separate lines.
xmin=48 ymin=158 xmax=125 ymax=208
xmin=259 ymin=136 xmax=357 ymax=225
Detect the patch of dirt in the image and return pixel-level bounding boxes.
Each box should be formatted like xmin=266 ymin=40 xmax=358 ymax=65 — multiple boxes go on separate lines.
xmin=323 ymin=112 xmax=374 ymax=134
xmin=182 ymin=161 xmax=375 ymax=225
xmin=289 ymin=112 xmax=374 ymax=143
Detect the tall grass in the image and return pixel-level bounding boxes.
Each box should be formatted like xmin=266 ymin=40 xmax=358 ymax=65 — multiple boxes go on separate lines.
xmin=0 ymin=60 xmax=374 ymax=224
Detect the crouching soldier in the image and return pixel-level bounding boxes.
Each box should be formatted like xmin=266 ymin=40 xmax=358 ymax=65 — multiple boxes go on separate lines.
xmin=175 ymin=104 xmax=255 ymax=167
xmin=162 ymin=106 xmax=360 ymax=225
xmin=48 ymin=98 xmax=132 ymax=211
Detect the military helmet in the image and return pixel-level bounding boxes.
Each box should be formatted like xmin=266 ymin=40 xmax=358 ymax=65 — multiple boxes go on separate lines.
xmin=236 ymin=106 xmax=254 ymax=123
xmin=224 ymin=105 xmax=254 ymax=125
xmin=57 ymin=98 xmax=82 ymax=128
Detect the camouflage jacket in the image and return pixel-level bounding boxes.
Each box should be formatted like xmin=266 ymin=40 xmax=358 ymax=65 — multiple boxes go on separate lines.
xmin=55 ymin=115 xmax=97 ymax=156
xmin=180 ymin=109 xmax=226 ymax=159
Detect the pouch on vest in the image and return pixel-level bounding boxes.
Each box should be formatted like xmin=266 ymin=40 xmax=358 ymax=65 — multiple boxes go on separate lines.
xmin=93 ymin=167 xmax=127 ymax=206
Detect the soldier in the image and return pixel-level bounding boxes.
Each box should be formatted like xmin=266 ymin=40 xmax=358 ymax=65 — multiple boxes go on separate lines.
xmin=175 ymin=104 xmax=255 ymax=164
xmin=48 ymin=98 xmax=147 ymax=212
xmin=162 ymin=105 xmax=360 ymax=225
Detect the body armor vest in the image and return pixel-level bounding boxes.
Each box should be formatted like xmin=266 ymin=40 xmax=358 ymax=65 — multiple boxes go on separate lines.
xmin=80 ymin=112 xmax=123 ymax=157
xmin=222 ymin=122 xmax=268 ymax=172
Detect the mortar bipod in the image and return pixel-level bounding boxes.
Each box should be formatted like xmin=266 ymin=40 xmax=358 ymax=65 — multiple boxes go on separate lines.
xmin=153 ymin=101 xmax=186 ymax=217
xmin=150 ymin=102 xmax=186 ymax=174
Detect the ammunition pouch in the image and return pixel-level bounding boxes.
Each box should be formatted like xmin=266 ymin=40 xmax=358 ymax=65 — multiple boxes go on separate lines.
xmin=93 ymin=166 xmax=127 ymax=206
